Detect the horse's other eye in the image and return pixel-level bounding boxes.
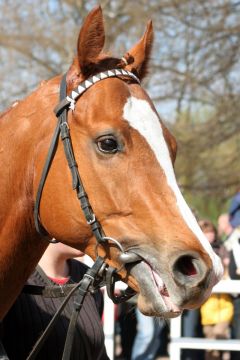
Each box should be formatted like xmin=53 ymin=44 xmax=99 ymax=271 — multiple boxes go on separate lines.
xmin=97 ymin=136 xmax=119 ymax=154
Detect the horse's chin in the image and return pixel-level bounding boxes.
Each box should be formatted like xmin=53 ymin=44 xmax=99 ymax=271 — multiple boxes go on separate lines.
xmin=129 ymin=261 xmax=182 ymax=318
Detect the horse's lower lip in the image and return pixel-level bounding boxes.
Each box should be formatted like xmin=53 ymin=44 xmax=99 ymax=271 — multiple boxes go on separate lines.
xmin=129 ymin=260 xmax=181 ymax=317
xmin=148 ymin=263 xmax=182 ymax=314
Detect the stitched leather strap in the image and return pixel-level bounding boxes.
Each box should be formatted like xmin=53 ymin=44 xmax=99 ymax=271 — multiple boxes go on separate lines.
xmin=33 ymin=73 xmax=68 ymax=240
xmin=22 ymin=284 xmax=77 ymax=298
xmin=34 ymin=73 xmax=106 ymax=244
xmin=34 ymin=69 xmax=140 ymax=242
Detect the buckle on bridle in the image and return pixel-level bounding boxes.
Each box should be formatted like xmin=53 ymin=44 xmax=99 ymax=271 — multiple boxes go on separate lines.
xmin=86 ymin=214 xmax=96 ymax=225
xmin=60 ymin=121 xmax=69 ymax=130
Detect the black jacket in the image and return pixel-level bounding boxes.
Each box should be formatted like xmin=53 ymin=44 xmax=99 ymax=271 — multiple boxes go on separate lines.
xmin=1 ymin=259 xmax=109 ymax=360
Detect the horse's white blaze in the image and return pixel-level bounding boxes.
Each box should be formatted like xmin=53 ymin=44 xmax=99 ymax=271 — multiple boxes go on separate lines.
xmin=123 ymin=96 xmax=222 ymax=277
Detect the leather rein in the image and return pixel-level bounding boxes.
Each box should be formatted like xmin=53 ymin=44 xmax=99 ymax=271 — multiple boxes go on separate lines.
xmin=21 ymin=69 xmax=142 ymax=360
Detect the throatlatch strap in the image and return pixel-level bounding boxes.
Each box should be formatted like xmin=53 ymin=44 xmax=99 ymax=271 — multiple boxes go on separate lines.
xmin=33 ymin=122 xmax=61 ymax=237
xmin=33 ymin=73 xmax=68 ymax=239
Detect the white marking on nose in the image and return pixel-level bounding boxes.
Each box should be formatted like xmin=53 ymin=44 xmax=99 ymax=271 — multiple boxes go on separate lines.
xmin=123 ymin=96 xmax=223 ymax=279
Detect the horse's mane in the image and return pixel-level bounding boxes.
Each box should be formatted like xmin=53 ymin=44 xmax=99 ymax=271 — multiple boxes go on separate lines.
xmin=0 ymin=51 xmax=144 ymax=121
xmin=0 ymin=106 xmax=13 ymax=119
xmin=67 ymin=52 xmax=137 ymax=88
xmin=0 ymin=101 xmax=19 ymax=120
xmin=83 ymin=53 xmax=134 ymax=76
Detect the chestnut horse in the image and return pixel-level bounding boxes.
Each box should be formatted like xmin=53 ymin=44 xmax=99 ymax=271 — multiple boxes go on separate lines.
xmin=0 ymin=6 xmax=222 ymax=320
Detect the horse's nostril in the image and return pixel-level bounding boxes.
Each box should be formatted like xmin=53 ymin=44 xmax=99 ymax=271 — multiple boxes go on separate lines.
xmin=172 ymin=253 xmax=208 ymax=287
xmin=174 ymin=255 xmax=198 ymax=277
xmin=171 ymin=253 xmax=209 ymax=305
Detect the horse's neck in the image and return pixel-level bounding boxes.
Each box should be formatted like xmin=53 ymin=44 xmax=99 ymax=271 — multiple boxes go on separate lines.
xmin=0 ymin=203 xmax=48 ymax=319
xmin=0 ymin=82 xmax=57 ymax=319
xmin=0 ymin=79 xmax=58 ymax=226
xmin=0 ymin=228 xmax=47 ymax=320
xmin=0 ymin=86 xmax=52 ymax=237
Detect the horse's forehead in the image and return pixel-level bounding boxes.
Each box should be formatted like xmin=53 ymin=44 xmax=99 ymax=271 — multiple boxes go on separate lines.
xmin=89 ymin=78 xmax=152 ymax=113
xmin=77 ymin=79 xmax=152 ymax=132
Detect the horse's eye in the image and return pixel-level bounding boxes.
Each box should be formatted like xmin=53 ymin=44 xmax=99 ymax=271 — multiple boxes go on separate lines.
xmin=97 ymin=136 xmax=119 ymax=154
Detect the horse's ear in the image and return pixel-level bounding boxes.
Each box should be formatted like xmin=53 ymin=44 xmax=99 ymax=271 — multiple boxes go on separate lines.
xmin=77 ymin=6 xmax=105 ymax=74
xmin=124 ymin=21 xmax=153 ymax=80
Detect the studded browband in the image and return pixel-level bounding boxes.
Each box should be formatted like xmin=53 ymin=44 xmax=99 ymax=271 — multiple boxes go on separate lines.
xmin=54 ymin=68 xmax=140 ymax=115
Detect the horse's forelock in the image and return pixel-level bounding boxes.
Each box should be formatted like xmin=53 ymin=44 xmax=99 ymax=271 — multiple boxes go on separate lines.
xmin=66 ymin=54 xmax=134 ymax=90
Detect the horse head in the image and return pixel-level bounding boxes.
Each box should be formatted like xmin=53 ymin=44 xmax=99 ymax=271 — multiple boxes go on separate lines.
xmin=33 ymin=6 xmax=222 ymax=317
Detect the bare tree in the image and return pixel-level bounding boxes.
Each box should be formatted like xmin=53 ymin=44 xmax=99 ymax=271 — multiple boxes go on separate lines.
xmin=1 ymin=0 xmax=239 ymax=216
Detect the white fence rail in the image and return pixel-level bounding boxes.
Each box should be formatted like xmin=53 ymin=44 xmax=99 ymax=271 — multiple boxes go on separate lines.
xmin=103 ymin=280 xmax=240 ymax=360
xmin=103 ymin=282 xmax=128 ymax=360
xmin=103 ymin=288 xmax=117 ymax=360
xmin=170 ymin=279 xmax=240 ymax=360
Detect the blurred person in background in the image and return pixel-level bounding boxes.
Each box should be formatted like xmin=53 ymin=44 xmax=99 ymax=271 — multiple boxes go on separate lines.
xmin=227 ymin=190 xmax=240 ymax=360
xmin=1 ymin=243 xmax=109 ymax=360
xmin=229 ymin=190 xmax=240 ymax=230
xmin=218 ymin=214 xmax=233 ymax=242
xmin=181 ymin=308 xmax=203 ymax=360
xmin=181 ymin=207 xmax=203 ymax=360
xmin=115 ymin=301 xmax=137 ymax=360
xmin=218 ymin=190 xmax=240 ymax=253
xmin=131 ymin=308 xmax=165 ymax=360
xmin=199 ymin=220 xmax=232 ymax=360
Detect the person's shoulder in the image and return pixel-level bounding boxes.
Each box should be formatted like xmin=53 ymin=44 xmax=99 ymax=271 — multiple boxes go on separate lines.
xmin=233 ymin=192 xmax=240 ymax=202
xmin=26 ymin=267 xmax=46 ymax=285
xmin=69 ymin=258 xmax=89 ymax=280
xmin=70 ymin=258 xmax=89 ymax=270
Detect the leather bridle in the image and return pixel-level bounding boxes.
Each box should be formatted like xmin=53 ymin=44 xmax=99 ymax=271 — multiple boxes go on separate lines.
xmin=34 ymin=67 xmax=142 ymax=292
xmin=34 ymin=68 xmax=140 ymax=244
xmin=22 ymin=69 xmax=143 ymax=360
